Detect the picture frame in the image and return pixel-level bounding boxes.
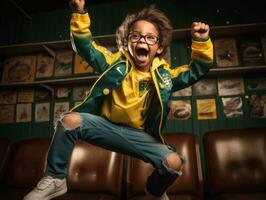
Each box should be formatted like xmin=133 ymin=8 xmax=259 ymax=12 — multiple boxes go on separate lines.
xmin=36 ymin=53 xmax=54 ymax=79
xmin=35 ymin=102 xmax=50 ymax=122
xmin=213 ymin=38 xmax=239 ymax=67
xmin=54 ymin=50 xmax=73 ymax=77
xmin=2 ymin=55 xmax=36 ymax=83
xmin=16 ymin=103 xmax=32 ymax=123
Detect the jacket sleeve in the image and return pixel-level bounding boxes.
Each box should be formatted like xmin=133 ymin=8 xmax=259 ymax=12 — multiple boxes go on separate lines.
xmin=70 ymin=11 xmax=118 ymax=74
xmin=166 ymin=38 xmax=214 ymax=92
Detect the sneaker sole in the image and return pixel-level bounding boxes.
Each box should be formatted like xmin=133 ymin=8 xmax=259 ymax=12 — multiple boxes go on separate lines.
xmin=44 ymin=187 xmax=67 ymax=200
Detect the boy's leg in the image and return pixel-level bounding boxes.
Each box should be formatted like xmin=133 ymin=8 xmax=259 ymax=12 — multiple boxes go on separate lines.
xmin=25 ymin=112 xmax=184 ymax=200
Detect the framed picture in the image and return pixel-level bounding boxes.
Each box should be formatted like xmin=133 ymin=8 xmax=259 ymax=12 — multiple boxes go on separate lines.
xmin=172 ymin=86 xmax=192 ymax=97
xmin=196 ymin=98 xmax=217 ymax=120
xmin=17 ymin=90 xmax=34 ymax=103
xmin=35 ymin=102 xmax=50 ymax=122
xmin=167 ymin=100 xmax=191 ymax=120
xmin=248 ymin=94 xmax=266 ymax=118
xmin=218 ymin=78 xmax=245 ymax=96
xmin=56 ymin=87 xmax=71 ymax=98
xmin=213 ymin=38 xmax=239 ymax=67
xmin=54 ymin=102 xmax=69 ymax=124
xmin=74 ymin=54 xmax=94 ymax=74
xmin=72 ymin=86 xmax=91 ymax=101
xmin=239 ymin=38 xmax=265 ymax=66
xmin=16 ymin=103 xmax=32 ymax=123
xmin=193 ymin=79 xmax=217 ymax=96
xmin=0 ymin=91 xmax=17 ymax=104
xmin=222 ymin=96 xmax=243 ymax=118
xmin=36 ymin=53 xmax=54 ymax=79
xmin=246 ymin=78 xmax=266 ymax=91
xmin=35 ymin=90 xmax=51 ymax=101
xmin=2 ymin=55 xmax=36 ymax=83
xmin=0 ymin=105 xmax=15 ymax=123
xmin=54 ymin=50 xmax=73 ymax=77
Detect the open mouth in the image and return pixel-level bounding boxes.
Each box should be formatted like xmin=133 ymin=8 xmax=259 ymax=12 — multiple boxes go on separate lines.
xmin=136 ymin=47 xmax=149 ymax=56
xmin=135 ymin=47 xmax=149 ymax=64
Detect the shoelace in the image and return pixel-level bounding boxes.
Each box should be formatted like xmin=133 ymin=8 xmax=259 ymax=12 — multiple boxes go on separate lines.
xmin=37 ymin=177 xmax=54 ymax=190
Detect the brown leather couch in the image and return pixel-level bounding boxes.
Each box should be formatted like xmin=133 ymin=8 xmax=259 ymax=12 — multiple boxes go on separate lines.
xmin=204 ymin=128 xmax=266 ymax=200
xmin=126 ymin=133 xmax=203 ymax=200
xmin=0 ymin=138 xmax=124 ymax=200
xmin=58 ymin=140 xmax=124 ymax=200
xmin=0 ymin=138 xmax=50 ymax=200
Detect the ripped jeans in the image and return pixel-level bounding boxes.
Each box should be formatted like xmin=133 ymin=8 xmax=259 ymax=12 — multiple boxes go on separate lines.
xmin=45 ymin=112 xmax=182 ymax=197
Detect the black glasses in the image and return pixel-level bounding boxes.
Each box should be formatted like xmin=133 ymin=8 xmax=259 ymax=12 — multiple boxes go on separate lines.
xmin=128 ymin=32 xmax=159 ymax=45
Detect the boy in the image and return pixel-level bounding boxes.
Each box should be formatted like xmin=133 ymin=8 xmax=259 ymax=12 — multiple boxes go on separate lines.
xmin=24 ymin=0 xmax=213 ymax=199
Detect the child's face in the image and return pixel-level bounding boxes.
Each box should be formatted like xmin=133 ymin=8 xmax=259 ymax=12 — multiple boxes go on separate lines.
xmin=127 ymin=20 xmax=163 ymax=71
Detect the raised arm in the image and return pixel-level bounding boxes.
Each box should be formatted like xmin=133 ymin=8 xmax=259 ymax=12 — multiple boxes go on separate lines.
xmin=69 ymin=0 xmax=117 ymax=74
xmin=166 ymin=22 xmax=214 ymax=91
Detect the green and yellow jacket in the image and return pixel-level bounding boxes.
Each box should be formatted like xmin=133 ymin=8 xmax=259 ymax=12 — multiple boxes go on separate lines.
xmin=70 ymin=11 xmax=214 ymax=143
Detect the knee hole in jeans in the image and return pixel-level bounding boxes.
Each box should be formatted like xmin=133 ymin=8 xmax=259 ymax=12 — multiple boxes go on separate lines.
xmin=164 ymin=152 xmax=183 ymax=172
xmin=61 ymin=113 xmax=83 ymax=129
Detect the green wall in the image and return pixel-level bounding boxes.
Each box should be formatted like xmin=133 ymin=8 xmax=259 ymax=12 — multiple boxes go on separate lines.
xmin=0 ymin=1 xmax=266 ymax=198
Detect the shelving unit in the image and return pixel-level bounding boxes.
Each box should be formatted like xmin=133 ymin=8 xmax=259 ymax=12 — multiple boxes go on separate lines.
xmin=0 ymin=22 xmax=266 ymax=88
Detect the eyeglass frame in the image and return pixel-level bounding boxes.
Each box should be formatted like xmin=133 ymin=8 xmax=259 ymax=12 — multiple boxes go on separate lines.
xmin=128 ymin=32 xmax=160 ymax=45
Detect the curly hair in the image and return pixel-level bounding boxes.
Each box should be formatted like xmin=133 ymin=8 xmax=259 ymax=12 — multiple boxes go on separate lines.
xmin=116 ymin=6 xmax=173 ymax=58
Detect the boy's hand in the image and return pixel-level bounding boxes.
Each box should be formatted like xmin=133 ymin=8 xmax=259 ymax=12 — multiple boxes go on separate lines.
xmin=191 ymin=22 xmax=210 ymax=40
xmin=69 ymin=0 xmax=85 ymax=12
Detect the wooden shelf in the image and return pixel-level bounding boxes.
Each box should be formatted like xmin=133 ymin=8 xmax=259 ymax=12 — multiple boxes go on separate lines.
xmin=172 ymin=22 xmax=266 ymax=40
xmin=0 ymin=22 xmax=266 ymax=89
xmin=207 ymin=65 xmax=266 ymax=77
xmin=1 ymin=22 xmax=265 ymax=57
xmin=0 ymin=75 xmax=98 ymax=89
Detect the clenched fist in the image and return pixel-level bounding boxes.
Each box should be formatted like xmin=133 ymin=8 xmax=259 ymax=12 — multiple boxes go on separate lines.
xmin=191 ymin=22 xmax=210 ymax=40
xmin=69 ymin=0 xmax=85 ymax=11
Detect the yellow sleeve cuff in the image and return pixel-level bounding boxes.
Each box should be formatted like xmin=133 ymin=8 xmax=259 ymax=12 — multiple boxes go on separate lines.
xmin=70 ymin=12 xmax=91 ymax=34
xmin=192 ymin=38 xmax=213 ymax=50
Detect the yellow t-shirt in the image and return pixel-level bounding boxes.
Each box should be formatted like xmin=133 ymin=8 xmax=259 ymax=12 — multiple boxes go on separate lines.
xmin=101 ymin=67 xmax=153 ymax=130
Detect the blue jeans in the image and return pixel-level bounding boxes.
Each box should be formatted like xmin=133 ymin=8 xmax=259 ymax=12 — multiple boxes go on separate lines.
xmin=45 ymin=112 xmax=181 ymax=196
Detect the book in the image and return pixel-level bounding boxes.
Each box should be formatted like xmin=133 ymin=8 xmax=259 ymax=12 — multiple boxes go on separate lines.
xmin=213 ymin=38 xmax=239 ymax=67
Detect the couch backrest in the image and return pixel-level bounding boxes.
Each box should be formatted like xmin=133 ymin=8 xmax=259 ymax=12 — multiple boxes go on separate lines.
xmin=67 ymin=140 xmax=123 ymax=197
xmin=4 ymin=138 xmax=50 ymax=188
xmin=204 ymin=128 xmax=266 ymax=195
xmin=127 ymin=133 xmax=203 ymax=199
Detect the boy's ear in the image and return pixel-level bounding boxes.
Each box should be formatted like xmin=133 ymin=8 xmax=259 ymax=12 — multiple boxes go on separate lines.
xmin=156 ymin=46 xmax=164 ymax=54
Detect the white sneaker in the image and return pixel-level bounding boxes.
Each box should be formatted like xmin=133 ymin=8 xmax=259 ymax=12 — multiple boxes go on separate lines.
xmin=147 ymin=192 xmax=169 ymax=200
xmin=23 ymin=176 xmax=67 ymax=200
